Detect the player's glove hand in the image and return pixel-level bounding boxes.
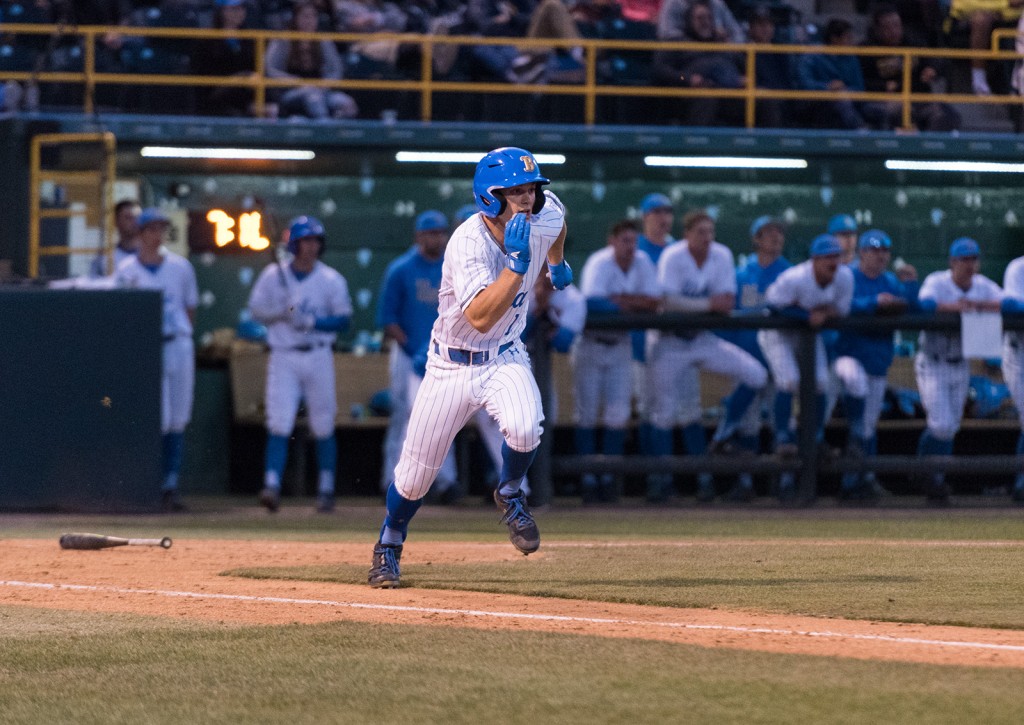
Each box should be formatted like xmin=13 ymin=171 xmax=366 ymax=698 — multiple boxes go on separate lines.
xmin=290 ymin=307 xmax=315 ymax=332
xmin=504 ymin=213 xmax=531 ymax=275
xmin=548 ymin=260 xmax=572 ymax=290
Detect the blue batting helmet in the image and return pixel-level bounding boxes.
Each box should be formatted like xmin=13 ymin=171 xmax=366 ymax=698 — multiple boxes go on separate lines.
xmin=286 ymin=215 xmax=325 ymax=255
xmin=472 ymin=147 xmax=550 ymax=218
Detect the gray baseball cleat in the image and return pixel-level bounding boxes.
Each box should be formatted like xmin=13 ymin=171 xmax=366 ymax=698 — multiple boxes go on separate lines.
xmin=493 ymin=488 xmax=540 ymax=555
xmin=368 ymin=542 xmax=403 ymax=588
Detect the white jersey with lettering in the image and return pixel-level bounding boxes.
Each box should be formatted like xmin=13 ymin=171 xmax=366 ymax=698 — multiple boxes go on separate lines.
xmin=648 ymin=241 xmax=766 ymax=429
xmin=115 ymin=249 xmax=199 ymax=433
xmin=1002 ymin=257 xmax=1024 ymax=425
xmin=247 ymin=260 xmax=353 ymax=439
xmin=577 ymin=247 xmax=659 ymax=428
xmin=916 ymin=269 xmax=1002 ymax=440
xmin=395 ymin=191 xmax=566 ymax=500
xmin=757 ymin=261 xmax=854 ymax=394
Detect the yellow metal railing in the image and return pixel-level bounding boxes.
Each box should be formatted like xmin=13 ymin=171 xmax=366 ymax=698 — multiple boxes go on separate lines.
xmin=29 ymin=132 xmax=116 ymax=278
xmin=2 ymin=23 xmax=1023 ymax=128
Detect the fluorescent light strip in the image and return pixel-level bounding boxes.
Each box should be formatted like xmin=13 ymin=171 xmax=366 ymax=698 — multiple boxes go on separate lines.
xmin=140 ymin=146 xmax=315 ymax=161
xmin=395 ymin=151 xmax=566 ymax=164
xmin=885 ymin=159 xmax=1024 ymax=173
xmin=645 ymin=156 xmax=807 ymax=169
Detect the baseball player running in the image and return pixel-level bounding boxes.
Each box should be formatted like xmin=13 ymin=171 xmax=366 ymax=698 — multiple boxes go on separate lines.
xmin=368 ymin=146 xmax=572 ymax=588
xmin=1000 ymin=253 xmax=1024 ymax=503
xmin=709 ymin=215 xmax=791 ymax=501
xmin=758 ymin=234 xmax=853 ymax=500
xmin=833 ymin=229 xmax=920 ymax=502
xmin=576 ymin=219 xmax=660 ymax=503
xmin=914 ymin=237 xmax=1002 ymax=505
xmin=114 ymin=208 xmax=198 ymax=512
xmin=648 ymin=210 xmax=768 ymax=503
xmin=247 ymin=216 xmax=353 ymax=513
xmin=377 ymin=210 xmax=459 ymax=502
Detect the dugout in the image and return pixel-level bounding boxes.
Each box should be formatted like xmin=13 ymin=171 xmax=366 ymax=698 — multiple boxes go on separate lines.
xmin=3 ymin=114 xmax=1024 ymax=505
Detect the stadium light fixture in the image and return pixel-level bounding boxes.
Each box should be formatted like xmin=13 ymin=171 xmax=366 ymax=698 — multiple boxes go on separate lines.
xmin=395 ymin=151 xmax=566 ymax=164
xmin=644 ymin=156 xmax=808 ymax=170
xmin=140 ymin=146 xmax=316 ymax=161
xmin=884 ymin=159 xmax=1024 ymax=173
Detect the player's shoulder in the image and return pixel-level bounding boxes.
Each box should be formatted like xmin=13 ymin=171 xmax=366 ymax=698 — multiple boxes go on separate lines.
xmin=709 ymin=241 xmax=735 ymax=264
xmin=315 ymin=260 xmax=347 ymax=283
xmin=541 ymin=189 xmax=566 ymax=219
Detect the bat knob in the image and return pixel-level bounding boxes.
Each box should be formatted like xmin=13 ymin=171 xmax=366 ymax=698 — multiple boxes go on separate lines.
xmin=160 ymin=537 xmax=173 ymax=549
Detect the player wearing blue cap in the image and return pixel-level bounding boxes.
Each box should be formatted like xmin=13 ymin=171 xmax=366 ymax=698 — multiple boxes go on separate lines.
xmin=247 ymin=215 xmax=353 ymax=513
xmin=377 ymin=211 xmax=461 ymax=503
xmin=758 ymin=233 xmax=854 ymax=501
xmin=1000 ymin=251 xmax=1024 ymax=503
xmin=914 ymin=237 xmax=1002 ymax=505
xmin=709 ymin=214 xmax=792 ymax=501
xmin=833 ymin=229 xmax=920 ymax=502
xmin=114 ymin=208 xmax=198 ymax=512
xmin=827 ymin=213 xmax=859 ymax=264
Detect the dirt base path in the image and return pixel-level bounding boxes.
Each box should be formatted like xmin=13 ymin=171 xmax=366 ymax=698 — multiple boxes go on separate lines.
xmin=3 ymin=538 xmax=1024 ymax=668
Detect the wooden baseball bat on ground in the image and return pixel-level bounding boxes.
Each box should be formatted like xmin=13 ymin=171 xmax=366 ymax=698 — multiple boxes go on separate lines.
xmin=59 ymin=533 xmax=172 ymax=550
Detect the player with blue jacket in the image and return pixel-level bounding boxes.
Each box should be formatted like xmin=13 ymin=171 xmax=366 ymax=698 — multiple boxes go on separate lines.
xmin=833 ymin=229 xmax=920 ymax=501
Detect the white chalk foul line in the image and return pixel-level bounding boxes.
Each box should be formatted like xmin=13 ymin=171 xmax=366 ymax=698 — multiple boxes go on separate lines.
xmin=3 ymin=579 xmax=1024 ymax=654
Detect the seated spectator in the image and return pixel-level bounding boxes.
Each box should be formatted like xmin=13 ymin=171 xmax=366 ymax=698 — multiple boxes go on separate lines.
xmin=945 ymin=0 xmax=1023 ymax=94
xmin=747 ymin=4 xmax=796 ymax=127
xmin=796 ymin=18 xmax=874 ymax=130
xmin=192 ymin=0 xmax=266 ymax=117
xmin=653 ymin=0 xmax=745 ymax=125
xmin=335 ymin=0 xmax=410 ymax=77
xmin=657 ymin=0 xmax=744 ymax=43
xmin=465 ymin=0 xmax=542 ymax=83
xmin=265 ymin=0 xmax=359 ymax=120
xmin=861 ymin=4 xmax=961 ymax=131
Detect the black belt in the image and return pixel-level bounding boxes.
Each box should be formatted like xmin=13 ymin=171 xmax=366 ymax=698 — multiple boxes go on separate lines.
xmin=273 ymin=343 xmax=330 ymax=353
xmin=434 ymin=340 xmax=514 ymax=365
xmin=163 ymin=334 xmax=177 ymax=343
xmin=589 ymin=335 xmax=623 ymax=347
xmin=929 ymin=354 xmax=963 ymax=364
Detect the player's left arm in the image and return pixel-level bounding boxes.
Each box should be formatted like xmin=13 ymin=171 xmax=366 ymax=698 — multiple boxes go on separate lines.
xmin=313 ymin=273 xmax=353 ymax=332
xmin=546 ymin=223 xmax=572 ymax=290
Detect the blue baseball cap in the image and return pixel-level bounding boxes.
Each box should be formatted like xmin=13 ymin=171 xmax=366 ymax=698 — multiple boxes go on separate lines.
xmin=950 ymin=237 xmax=980 ymax=258
xmin=216 ymin=0 xmax=246 ymax=7
xmin=827 ymin=214 xmax=858 ymax=234
xmin=750 ymin=215 xmax=784 ymax=238
xmin=810 ymin=233 xmax=843 ymax=257
xmin=640 ymin=193 xmax=673 ymax=215
xmin=137 ymin=207 xmax=170 ymax=229
xmin=858 ymin=229 xmax=892 ymax=250
xmin=455 ymin=204 xmax=477 ymax=223
xmin=415 ymin=210 xmax=448 ymax=233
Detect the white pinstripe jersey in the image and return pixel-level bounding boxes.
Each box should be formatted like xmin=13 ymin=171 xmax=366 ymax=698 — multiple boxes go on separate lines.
xmin=248 ymin=260 xmax=353 ymax=349
xmin=115 ymin=249 xmax=198 ymax=338
xmin=765 ymin=260 xmax=854 ymax=316
xmin=434 ymin=190 xmax=566 ymax=350
xmin=658 ymin=240 xmax=737 ymax=298
xmin=917 ymin=270 xmax=1002 ymax=358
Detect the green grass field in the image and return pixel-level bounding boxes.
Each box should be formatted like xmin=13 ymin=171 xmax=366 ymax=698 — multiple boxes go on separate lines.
xmin=3 ymin=498 xmax=1024 ymax=724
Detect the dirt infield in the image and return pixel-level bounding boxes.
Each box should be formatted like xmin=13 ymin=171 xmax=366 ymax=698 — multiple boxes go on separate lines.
xmin=3 ymin=538 xmax=1024 ymax=669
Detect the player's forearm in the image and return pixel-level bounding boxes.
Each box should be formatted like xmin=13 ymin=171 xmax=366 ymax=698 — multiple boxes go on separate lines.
xmin=546 ymin=224 xmax=568 ymax=266
xmin=662 ymin=294 xmax=710 ymax=312
xmin=464 ymin=270 xmax=523 ymax=332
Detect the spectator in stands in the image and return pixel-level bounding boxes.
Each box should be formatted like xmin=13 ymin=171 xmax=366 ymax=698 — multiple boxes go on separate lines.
xmin=861 ymin=4 xmax=961 ymax=131
xmin=657 ymin=0 xmax=744 ymax=43
xmin=653 ymin=0 xmax=745 ymax=126
xmin=747 ymin=3 xmax=796 ymax=128
xmin=945 ymin=0 xmax=1023 ymax=94
xmin=619 ymin=0 xmax=663 ymax=24
xmin=796 ymin=18 xmax=873 ymax=130
xmin=465 ymin=0 xmax=543 ymax=82
xmin=192 ymin=0 xmax=265 ymax=117
xmin=265 ymin=0 xmax=359 ymax=120
xmin=335 ymin=0 xmax=410 ymax=77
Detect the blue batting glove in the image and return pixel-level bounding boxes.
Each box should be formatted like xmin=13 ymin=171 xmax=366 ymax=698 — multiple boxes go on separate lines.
xmin=411 ymin=350 xmax=428 ymax=378
xmin=504 ymin=213 xmax=531 ymax=275
xmin=548 ymin=260 xmax=572 ymax=290
xmin=550 ymin=326 xmax=575 ymax=353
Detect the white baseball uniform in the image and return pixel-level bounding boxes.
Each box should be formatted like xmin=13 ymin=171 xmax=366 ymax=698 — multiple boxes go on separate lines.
xmin=916 ymin=269 xmax=1002 ymax=440
xmin=758 ymin=261 xmax=854 ymax=395
xmin=648 ymin=240 xmax=767 ymax=430
xmin=248 ymin=260 xmax=353 ymax=439
xmin=393 ymin=190 xmax=566 ymax=500
xmin=576 ymin=246 xmax=659 ymax=429
xmin=1002 ymin=257 xmax=1024 ymax=425
xmin=115 ymin=249 xmax=198 ymax=434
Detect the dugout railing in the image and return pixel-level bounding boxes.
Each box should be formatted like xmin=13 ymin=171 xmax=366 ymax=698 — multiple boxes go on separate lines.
xmin=530 ymin=312 xmax=1024 ymax=506
xmin=0 ymin=22 xmax=1022 ymax=128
